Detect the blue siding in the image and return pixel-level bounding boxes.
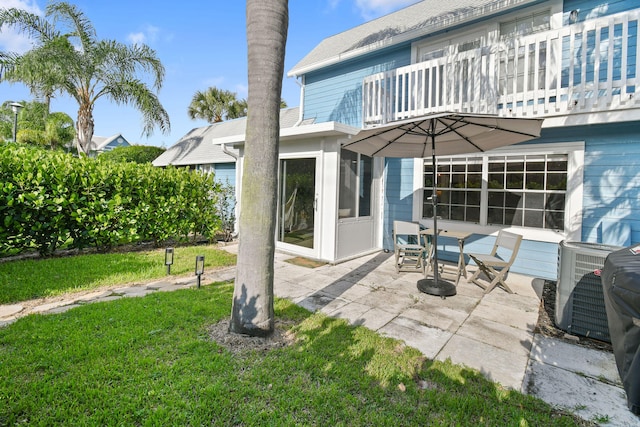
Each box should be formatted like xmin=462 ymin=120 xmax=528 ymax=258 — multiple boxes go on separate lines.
xmin=531 ymin=122 xmax=640 ymax=247
xmin=304 ymin=46 xmax=412 ymax=127
xmin=396 ymin=233 xmax=559 ymax=280
xmin=581 ymin=124 xmax=640 ymax=246
xmin=382 ymin=158 xmax=414 ymax=249
xmin=462 ymin=237 xmax=558 ymax=280
xmin=563 ymin=0 xmax=636 ymax=24
xmin=381 ymin=122 xmax=640 ymax=279
xmin=213 ymin=163 xmax=235 ymax=187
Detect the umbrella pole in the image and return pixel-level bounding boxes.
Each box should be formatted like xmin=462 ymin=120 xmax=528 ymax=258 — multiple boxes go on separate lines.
xmin=431 ymin=139 xmax=440 ymax=286
xmin=417 ymin=125 xmax=456 ymax=298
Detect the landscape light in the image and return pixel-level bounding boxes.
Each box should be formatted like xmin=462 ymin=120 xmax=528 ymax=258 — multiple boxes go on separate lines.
xmin=9 ymin=102 xmax=23 ymax=142
xmin=195 ymin=255 xmax=205 ymax=288
xmin=165 ymin=248 xmax=174 ymax=274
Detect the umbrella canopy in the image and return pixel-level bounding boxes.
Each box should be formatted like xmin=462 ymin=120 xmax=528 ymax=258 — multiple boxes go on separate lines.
xmin=343 ymin=112 xmax=544 ymax=158
xmin=343 ymin=112 xmax=544 ymax=295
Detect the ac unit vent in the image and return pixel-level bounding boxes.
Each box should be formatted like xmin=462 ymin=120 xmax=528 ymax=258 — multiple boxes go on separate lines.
xmin=555 ymin=241 xmax=621 ymax=343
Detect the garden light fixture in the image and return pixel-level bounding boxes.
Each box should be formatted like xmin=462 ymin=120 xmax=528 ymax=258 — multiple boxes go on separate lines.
xmin=164 ymin=248 xmax=174 ymax=274
xmin=9 ymin=102 xmax=23 ymax=142
xmin=195 ymin=255 xmax=205 ymax=288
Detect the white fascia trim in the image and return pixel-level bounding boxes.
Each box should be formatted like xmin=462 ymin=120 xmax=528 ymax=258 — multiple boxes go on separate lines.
xmin=210 ymin=122 xmax=361 ymax=146
xmin=281 ymin=121 xmax=360 ymax=139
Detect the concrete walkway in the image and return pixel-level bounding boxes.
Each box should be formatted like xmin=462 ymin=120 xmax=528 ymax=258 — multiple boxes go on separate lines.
xmin=1 ymin=245 xmax=637 ymax=426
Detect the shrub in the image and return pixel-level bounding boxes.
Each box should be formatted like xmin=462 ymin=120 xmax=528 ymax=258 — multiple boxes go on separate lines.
xmin=100 ymin=145 xmax=165 ymax=164
xmin=0 ymin=145 xmax=224 ymax=256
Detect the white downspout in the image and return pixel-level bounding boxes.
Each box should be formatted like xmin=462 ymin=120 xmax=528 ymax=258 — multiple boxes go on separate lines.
xmin=221 ymin=143 xmax=240 ymax=238
xmin=293 ymin=76 xmax=305 ymax=126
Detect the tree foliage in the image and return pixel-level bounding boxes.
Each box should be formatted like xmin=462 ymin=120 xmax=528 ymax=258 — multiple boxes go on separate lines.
xmin=187 ymin=87 xmax=247 ymax=123
xmin=100 ymin=145 xmax=166 ymax=164
xmin=187 ymin=86 xmax=289 ymax=124
xmin=0 ymin=1 xmax=170 ymax=155
xmin=0 ymin=100 xmax=75 ymax=148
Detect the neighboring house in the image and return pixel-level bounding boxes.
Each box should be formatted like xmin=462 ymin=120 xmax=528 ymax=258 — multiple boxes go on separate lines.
xmin=86 ymin=133 xmax=131 ymax=157
xmin=163 ymin=0 xmax=640 ymax=280
xmin=152 ymin=119 xmax=244 ymax=186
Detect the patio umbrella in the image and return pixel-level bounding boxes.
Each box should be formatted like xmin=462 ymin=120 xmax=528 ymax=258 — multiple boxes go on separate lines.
xmin=343 ymin=112 xmax=544 ymax=296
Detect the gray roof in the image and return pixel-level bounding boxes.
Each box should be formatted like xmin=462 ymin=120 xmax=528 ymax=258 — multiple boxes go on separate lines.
xmin=288 ymin=0 xmax=538 ymax=77
xmin=84 ymin=133 xmax=129 ymax=152
xmin=152 ymin=107 xmax=304 ymax=167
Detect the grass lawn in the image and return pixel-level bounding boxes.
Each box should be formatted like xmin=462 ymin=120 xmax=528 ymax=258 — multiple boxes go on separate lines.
xmin=0 ymin=248 xmax=586 ymax=425
xmin=0 ymin=245 xmax=236 ymax=304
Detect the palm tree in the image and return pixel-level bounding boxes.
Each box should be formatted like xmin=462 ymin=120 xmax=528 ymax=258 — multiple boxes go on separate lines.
xmin=0 ymin=2 xmax=170 ymax=155
xmin=188 ymin=87 xmax=288 ymax=124
xmin=229 ymin=0 xmax=288 ymax=337
xmin=187 ymin=87 xmax=243 ymax=123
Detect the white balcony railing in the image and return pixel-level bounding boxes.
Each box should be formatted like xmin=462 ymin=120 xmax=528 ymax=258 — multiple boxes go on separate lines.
xmin=363 ymin=10 xmax=640 ymax=125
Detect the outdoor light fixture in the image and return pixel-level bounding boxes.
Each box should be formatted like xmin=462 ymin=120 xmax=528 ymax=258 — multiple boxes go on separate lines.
xmin=195 ymin=255 xmax=205 ymax=288
xmin=9 ymin=102 xmax=23 ymax=142
xmin=164 ymin=247 xmax=174 ymax=274
xmin=569 ymin=10 xmax=579 ymax=24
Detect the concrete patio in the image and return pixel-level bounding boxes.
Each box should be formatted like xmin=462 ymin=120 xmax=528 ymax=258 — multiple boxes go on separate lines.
xmin=266 ymin=248 xmax=637 ymax=426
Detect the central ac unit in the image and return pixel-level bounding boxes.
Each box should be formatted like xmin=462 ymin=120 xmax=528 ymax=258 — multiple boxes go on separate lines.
xmin=555 ymin=241 xmax=621 ymax=342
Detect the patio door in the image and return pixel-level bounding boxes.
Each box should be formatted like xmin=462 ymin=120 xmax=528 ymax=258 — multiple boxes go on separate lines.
xmin=277 ymin=158 xmax=316 ymax=250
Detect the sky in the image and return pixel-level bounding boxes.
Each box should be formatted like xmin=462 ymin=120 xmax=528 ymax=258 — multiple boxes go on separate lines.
xmin=0 ymin=0 xmax=420 ymax=147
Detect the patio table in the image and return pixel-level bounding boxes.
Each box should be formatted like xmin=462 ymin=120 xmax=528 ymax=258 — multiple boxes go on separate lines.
xmin=421 ymin=229 xmax=472 ymax=284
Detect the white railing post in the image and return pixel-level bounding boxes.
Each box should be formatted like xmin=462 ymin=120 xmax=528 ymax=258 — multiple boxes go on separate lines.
xmin=361 ymin=9 xmax=639 ymax=126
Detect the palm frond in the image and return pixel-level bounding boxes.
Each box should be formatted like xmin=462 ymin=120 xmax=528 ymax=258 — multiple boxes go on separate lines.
xmin=0 ymin=7 xmax=59 ymax=44
xmin=105 ymin=79 xmax=170 ymax=137
xmin=46 ymin=1 xmax=96 ymax=53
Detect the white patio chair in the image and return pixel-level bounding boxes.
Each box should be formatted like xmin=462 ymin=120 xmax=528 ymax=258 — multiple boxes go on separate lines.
xmin=393 ymin=220 xmax=426 ymax=274
xmin=467 ymin=230 xmax=523 ymax=293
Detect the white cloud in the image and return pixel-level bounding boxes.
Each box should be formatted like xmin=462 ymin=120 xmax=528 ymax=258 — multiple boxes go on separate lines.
xmin=127 ymin=32 xmax=146 ymax=45
xmin=127 ymin=24 xmax=160 ymax=46
xmin=354 ymin=0 xmax=420 ymax=20
xmin=0 ymin=0 xmax=44 ymax=53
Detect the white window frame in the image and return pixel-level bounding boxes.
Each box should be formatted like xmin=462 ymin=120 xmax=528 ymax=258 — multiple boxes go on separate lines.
xmin=412 ymin=29 xmax=489 ymax=64
xmin=338 ymin=149 xmax=374 ymax=221
xmin=413 ymin=142 xmax=584 ymax=243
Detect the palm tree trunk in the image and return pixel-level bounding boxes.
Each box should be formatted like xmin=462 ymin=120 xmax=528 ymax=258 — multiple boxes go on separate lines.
xmin=76 ymin=103 xmax=94 ymax=155
xmin=229 ymin=0 xmax=288 ymax=337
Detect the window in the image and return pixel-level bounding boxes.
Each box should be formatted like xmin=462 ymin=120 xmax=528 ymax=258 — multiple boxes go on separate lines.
xmin=423 ymin=151 xmax=569 ymax=231
xmin=424 ymin=157 xmax=482 ymax=223
xmin=500 ymin=10 xmax=550 ymax=38
xmin=339 ymin=149 xmax=372 ymax=218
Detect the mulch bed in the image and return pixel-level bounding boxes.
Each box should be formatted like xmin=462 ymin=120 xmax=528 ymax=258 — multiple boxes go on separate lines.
xmin=536 ymin=280 xmax=613 ymax=353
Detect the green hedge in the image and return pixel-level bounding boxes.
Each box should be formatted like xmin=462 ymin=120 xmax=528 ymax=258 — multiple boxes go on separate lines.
xmin=0 ymin=144 xmax=223 ymax=256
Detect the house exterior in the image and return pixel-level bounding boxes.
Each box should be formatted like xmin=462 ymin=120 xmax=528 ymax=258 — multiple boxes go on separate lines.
xmin=161 ymin=0 xmax=640 ymax=280
xmin=152 ymin=120 xmax=243 ymax=186
xmin=86 ymin=133 xmax=131 ymax=157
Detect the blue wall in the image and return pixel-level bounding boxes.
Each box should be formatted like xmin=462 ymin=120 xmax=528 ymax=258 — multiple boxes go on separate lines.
xmin=379 ymin=122 xmax=640 ymax=280
xmin=213 ymin=163 xmax=236 ymax=186
xmin=383 ymin=158 xmax=415 ymax=249
xmin=531 ymin=122 xmax=640 ymax=247
xmin=304 ymin=46 xmax=412 ymax=127
xmin=563 ymin=0 xmax=637 ymax=24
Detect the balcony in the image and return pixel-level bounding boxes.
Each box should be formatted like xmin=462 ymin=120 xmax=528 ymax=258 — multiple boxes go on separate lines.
xmin=363 ymin=10 xmax=640 ymax=126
